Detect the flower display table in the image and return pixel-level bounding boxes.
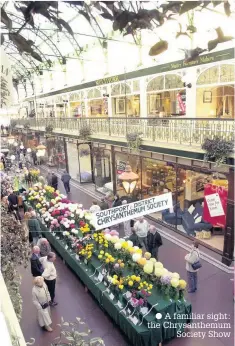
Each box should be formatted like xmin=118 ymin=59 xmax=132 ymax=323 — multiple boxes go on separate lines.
xmin=39 ymin=222 xmax=192 ymax=346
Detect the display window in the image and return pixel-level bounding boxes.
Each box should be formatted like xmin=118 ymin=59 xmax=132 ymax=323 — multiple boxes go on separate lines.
xmin=111 ymin=82 xmax=140 ymax=117
xmin=78 ymin=143 xmax=93 ymax=183
xmin=114 ymin=152 xmax=228 ymax=252
xmin=70 ymin=101 xmax=84 ymax=118
xmin=67 ymin=142 xmax=80 ymax=180
xmin=146 ymin=74 xmax=185 ymax=117
xmin=45 ymin=136 xmax=66 ymax=170
xmin=92 ymin=148 xmax=112 ymax=193
xmin=196 ymin=64 xmax=235 ymax=119
xmin=87 ymin=87 xmax=108 ymax=117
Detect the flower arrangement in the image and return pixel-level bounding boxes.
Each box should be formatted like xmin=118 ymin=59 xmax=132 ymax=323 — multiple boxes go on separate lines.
xmin=79 ymin=124 xmax=91 ymax=140
xmin=29 ymin=168 xmax=40 ymax=182
xmin=79 ymin=243 xmax=94 ymax=261
xmin=126 ymin=132 xmax=143 ymax=151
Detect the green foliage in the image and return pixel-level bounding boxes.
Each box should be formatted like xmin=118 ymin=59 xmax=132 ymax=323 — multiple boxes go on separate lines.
xmin=46 ymin=124 xmax=54 ymax=133
xmin=51 ymin=317 xmax=104 ymax=346
xmin=79 ymin=125 xmax=91 ymax=140
xmin=202 ymin=136 xmax=234 ymax=166
xmin=126 ymin=132 xmax=142 ymax=151
xmin=1 ymin=205 xmax=30 ymax=320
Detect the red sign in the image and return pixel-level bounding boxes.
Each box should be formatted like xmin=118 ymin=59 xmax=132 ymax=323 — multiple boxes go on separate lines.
xmin=203 ymin=183 xmax=228 ymax=228
xmin=177 ymin=93 xmax=186 ymax=114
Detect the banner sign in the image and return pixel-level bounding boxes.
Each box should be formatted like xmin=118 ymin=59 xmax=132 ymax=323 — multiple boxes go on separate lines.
xmin=93 ymin=192 xmax=173 ymax=230
xmin=177 ymin=93 xmax=186 ymax=114
xmin=203 ymin=184 xmax=228 ymax=228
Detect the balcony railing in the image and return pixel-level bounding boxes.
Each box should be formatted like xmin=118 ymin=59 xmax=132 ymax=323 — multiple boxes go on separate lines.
xmin=14 ymin=117 xmax=235 ymax=147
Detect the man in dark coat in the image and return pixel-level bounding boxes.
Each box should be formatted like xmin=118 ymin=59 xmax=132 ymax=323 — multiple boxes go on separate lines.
xmin=8 ymin=190 xmax=21 ymax=220
xmin=31 ymin=246 xmax=43 ymax=277
xmin=128 ymin=228 xmax=142 ymax=248
xmin=99 ymin=197 xmax=109 ymax=210
xmin=147 ymin=225 xmax=163 ymax=260
xmin=51 ymin=172 xmax=58 ymax=190
xmin=61 ymin=170 xmax=71 ymax=194
xmin=28 ymin=211 xmax=41 ymax=244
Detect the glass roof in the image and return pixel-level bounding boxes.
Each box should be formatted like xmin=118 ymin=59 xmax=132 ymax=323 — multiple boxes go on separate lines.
xmin=1 ymin=1 xmax=235 ymax=99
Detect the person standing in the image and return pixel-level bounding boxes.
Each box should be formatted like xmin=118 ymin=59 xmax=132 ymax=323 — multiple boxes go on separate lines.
xmin=32 ymin=276 xmax=53 ymax=332
xmin=147 ymin=225 xmax=162 ymax=260
xmin=185 ymin=241 xmax=200 ymax=293
xmin=37 ymin=238 xmax=51 ymax=257
xmin=31 ymin=246 xmax=43 ymax=277
xmin=89 ymin=201 xmax=101 ymax=213
xmin=46 ymin=171 xmax=52 ymax=186
xmin=112 ymin=194 xmax=122 ymax=208
xmin=28 ymin=210 xmax=42 ymax=245
xmin=7 ymin=190 xmax=21 ymax=220
xmin=128 ymin=228 xmax=142 ymax=247
xmin=61 ymin=170 xmax=71 ymax=194
xmin=134 ymin=216 xmax=149 ymax=250
xmin=99 ymin=197 xmax=109 ymax=210
xmin=32 ymin=150 xmax=37 ymax=165
xmin=51 ymin=172 xmax=58 ymax=190
xmin=40 ymin=252 xmax=58 ymax=306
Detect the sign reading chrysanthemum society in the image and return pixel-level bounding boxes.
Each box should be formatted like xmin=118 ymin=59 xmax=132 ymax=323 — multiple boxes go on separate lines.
xmin=93 ymin=192 xmax=173 ymax=230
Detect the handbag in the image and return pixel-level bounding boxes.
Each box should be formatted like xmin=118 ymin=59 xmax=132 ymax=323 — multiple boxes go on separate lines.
xmin=191 ymin=250 xmax=202 ymax=270
xmin=36 ymin=286 xmax=50 ymax=309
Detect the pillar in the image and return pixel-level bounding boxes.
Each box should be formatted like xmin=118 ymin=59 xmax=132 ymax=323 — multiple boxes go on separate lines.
xmin=184 ymin=67 xmax=197 ymax=118
xmin=222 ymin=167 xmax=234 ymax=265
xmin=140 ymin=78 xmax=147 ymax=117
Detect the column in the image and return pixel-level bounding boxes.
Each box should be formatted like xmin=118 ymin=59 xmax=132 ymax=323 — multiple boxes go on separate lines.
xmin=107 ymin=85 xmax=112 ymax=117
xmin=184 ymin=67 xmax=197 ymax=118
xmin=222 ymin=167 xmax=234 ymax=265
xmin=139 ymin=78 xmax=147 ymax=117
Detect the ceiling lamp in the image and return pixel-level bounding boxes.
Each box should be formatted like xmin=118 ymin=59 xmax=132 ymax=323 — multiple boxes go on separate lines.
xmin=119 ymin=163 xmax=139 ymax=195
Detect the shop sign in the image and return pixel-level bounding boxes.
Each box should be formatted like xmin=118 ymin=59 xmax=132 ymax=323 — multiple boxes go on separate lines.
xmin=203 ymin=184 xmax=228 ymax=228
xmin=93 ymin=192 xmax=173 ymax=230
xmin=96 ymin=76 xmax=119 ymax=86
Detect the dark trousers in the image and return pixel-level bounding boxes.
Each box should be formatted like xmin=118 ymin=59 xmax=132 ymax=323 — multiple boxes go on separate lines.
xmin=44 ymin=279 xmax=56 ymax=302
xmin=149 ymin=247 xmax=159 ymax=260
xmin=9 ymin=204 xmax=21 ymax=221
xmin=52 ymin=184 xmax=58 ymax=191
xmin=63 ymin=182 xmax=70 ymax=193
xmin=187 ymin=271 xmax=198 ymax=292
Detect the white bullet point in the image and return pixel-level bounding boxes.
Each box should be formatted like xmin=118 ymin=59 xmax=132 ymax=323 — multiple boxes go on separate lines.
xmin=156 ymin=313 xmax=162 ymax=320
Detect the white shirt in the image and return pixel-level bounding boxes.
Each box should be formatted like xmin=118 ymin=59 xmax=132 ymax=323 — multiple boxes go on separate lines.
xmin=134 ymin=220 xmax=149 ymax=237
xmin=89 ymin=205 xmax=101 ymax=213
xmin=40 ymin=256 xmax=57 ymax=280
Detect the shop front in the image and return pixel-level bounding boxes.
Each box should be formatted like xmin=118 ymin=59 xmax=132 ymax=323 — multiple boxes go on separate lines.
xmin=94 ymin=145 xmax=231 ymax=256
xmin=41 ymin=134 xmax=66 ymax=170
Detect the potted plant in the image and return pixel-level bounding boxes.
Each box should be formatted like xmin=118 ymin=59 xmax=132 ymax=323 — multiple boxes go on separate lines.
xmin=79 ymin=124 xmax=91 ymax=140
xmin=202 ymin=136 xmax=234 ymax=166
xmin=126 ymin=132 xmax=142 ymax=151
xmin=79 ymin=148 xmax=90 ymax=157
xmin=45 ymin=124 xmax=54 ymax=133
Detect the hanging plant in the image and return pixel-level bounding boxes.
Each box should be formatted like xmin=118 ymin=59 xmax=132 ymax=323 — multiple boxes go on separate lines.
xmin=202 ymin=136 xmax=234 ymax=166
xmin=79 ymin=124 xmax=91 ymax=140
xmin=79 ymin=148 xmax=90 ymax=157
xmin=92 ymin=147 xmax=110 ymax=158
xmin=45 ymin=124 xmax=53 ymax=133
xmin=126 ymin=132 xmax=143 ymax=151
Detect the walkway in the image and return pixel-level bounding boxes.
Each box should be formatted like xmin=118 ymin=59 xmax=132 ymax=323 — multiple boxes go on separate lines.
xmin=19 ymin=176 xmax=234 ymax=346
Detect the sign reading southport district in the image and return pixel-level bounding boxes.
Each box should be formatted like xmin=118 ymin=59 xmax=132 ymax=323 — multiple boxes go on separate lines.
xmin=93 ymin=192 xmax=173 ymax=230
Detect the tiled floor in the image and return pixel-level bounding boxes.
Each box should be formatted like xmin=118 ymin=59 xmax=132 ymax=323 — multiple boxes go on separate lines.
xmin=19 ymin=175 xmax=234 ymax=346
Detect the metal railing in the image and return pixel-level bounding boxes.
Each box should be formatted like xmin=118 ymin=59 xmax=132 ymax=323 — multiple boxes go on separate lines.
xmin=14 ymin=117 xmax=235 ymax=147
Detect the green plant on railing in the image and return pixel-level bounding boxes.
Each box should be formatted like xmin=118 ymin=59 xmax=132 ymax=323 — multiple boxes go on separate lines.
xmin=10 ymin=120 xmax=17 ymax=130
xmin=11 ymin=333 xmax=35 ymax=346
xmin=79 ymin=124 xmax=91 ymax=140
xmin=126 ymin=132 xmax=142 ymax=151
xmin=1 ymin=205 xmax=30 ymax=321
xmin=51 ymin=317 xmax=104 ymax=346
xmin=45 ymin=124 xmax=54 ymax=133
xmin=24 ymin=121 xmax=30 ymax=130
xmin=202 ymin=136 xmax=234 ymax=166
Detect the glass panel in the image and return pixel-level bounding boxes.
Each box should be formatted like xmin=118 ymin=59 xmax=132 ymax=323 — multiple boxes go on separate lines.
xmin=70 ymin=101 xmax=84 ymax=118
xmin=220 ymin=64 xmax=235 ymax=83
xmin=46 ymin=136 xmax=66 ymax=170
xmin=133 ymin=80 xmax=140 ymax=92
xmin=197 ymin=66 xmax=219 ymax=85
xmin=93 ymin=149 xmax=112 ymax=194
xmin=196 ymin=85 xmax=234 ymax=118
xmin=88 ymin=99 xmax=107 ymax=117
xmin=87 ymin=88 xmax=102 ymax=99
xmin=111 ymin=83 xmax=131 ymax=96
xmin=147 ymin=76 xmax=164 ymax=92
xmin=147 ymin=90 xmax=185 ymax=116
xmin=67 ymin=142 xmax=79 ymax=180
xmin=165 ymin=74 xmax=184 ymax=89
xmin=78 ymin=144 xmax=93 ymax=183
xmin=112 ymin=95 xmax=140 ymax=117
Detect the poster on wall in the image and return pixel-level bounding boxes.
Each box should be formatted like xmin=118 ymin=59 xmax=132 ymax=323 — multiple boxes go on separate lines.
xmin=177 ymin=93 xmax=186 ymax=114
xmin=117 ymin=160 xmax=126 ymax=174
xmin=93 ymin=192 xmax=173 ymax=230
xmin=203 ymin=183 xmax=228 ymax=228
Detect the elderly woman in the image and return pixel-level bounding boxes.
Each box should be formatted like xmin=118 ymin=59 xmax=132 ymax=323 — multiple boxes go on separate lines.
xmin=37 ymin=238 xmax=51 ymax=257
xmin=32 ymin=276 xmax=53 ymax=332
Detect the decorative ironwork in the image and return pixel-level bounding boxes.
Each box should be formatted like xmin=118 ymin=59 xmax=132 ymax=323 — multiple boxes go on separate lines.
xmin=147 ymin=76 xmax=164 ymax=92
xmin=165 ymin=74 xmax=184 ymax=89
xmin=111 ymin=83 xmax=131 ymax=96
xmin=87 ymin=88 xmax=102 ymax=99
xmin=13 ymin=117 xmax=235 ymax=149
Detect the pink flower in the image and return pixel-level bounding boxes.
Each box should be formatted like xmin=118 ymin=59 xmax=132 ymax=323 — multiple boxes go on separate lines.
xmin=110 ymin=230 xmax=119 ymax=236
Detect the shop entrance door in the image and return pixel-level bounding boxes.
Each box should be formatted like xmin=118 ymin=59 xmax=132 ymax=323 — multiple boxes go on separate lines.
xmin=77 ymin=143 xmax=93 ymax=184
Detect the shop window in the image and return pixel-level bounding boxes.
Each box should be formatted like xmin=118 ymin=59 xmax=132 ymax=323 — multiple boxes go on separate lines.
xmin=46 ymin=137 xmax=66 ymax=170
xmin=147 ymin=89 xmax=185 ymax=116
xmin=70 ymin=101 xmax=84 ymax=118
xmin=111 ymin=83 xmax=131 ymax=96
xmin=147 ymin=76 xmax=164 ymax=92
xmin=87 ymin=88 xmax=102 ymax=99
xmin=165 ymin=74 xmax=184 ymax=89
xmin=133 ymin=80 xmax=140 ymax=92
xmin=112 ymin=95 xmax=140 ymax=117
xmin=78 ymin=143 xmax=92 ymax=183
xmin=220 ymin=64 xmax=235 ymax=83
xmin=88 ymin=98 xmax=107 ymax=117
xmin=197 ymin=64 xmax=235 ymax=85
xmin=196 ymin=85 xmax=234 ymax=118
xmin=93 ymin=148 xmax=112 ymax=194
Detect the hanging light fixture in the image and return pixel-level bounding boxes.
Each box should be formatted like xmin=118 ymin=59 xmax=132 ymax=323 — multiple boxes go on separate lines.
xmin=119 ymin=163 xmax=139 ymax=195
